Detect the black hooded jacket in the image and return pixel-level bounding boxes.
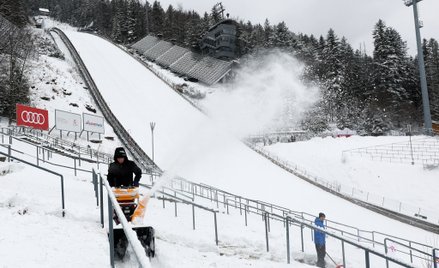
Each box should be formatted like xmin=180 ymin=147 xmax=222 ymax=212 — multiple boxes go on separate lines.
xmin=107 ymin=147 xmax=142 ymax=187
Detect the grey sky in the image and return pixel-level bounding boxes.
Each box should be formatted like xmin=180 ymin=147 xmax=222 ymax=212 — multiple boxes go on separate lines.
xmin=156 ymin=0 xmax=439 ymax=55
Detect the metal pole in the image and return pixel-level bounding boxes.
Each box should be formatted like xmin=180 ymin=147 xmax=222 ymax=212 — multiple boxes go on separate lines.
xmin=286 ymin=217 xmax=290 ymax=264
xmin=433 ymin=248 xmax=438 ymax=268
xmin=301 ymin=224 xmax=304 ymax=252
xmin=245 ymin=205 xmax=248 ymax=226
xmin=74 ymin=158 xmax=77 ymax=176
xmin=265 ymin=213 xmax=269 ymax=252
xmin=150 ymin=122 xmax=155 ymax=161
xmin=174 ymin=193 xmax=178 ymax=217
xmin=385 ymin=238 xmax=389 ymax=268
xmin=342 ymin=241 xmax=346 ymax=268
xmin=408 ymin=125 xmax=415 ymax=165
xmin=36 ymin=146 xmax=39 ymax=166
xmin=100 ymin=174 xmax=104 ymax=228
xmin=192 ymin=205 xmax=196 ymax=230
xmin=214 ymin=212 xmax=218 ymax=246
xmin=408 ymin=0 xmax=432 ymax=134
xmin=60 ymin=174 xmax=65 ymax=217
xmin=365 ymin=251 xmax=370 ymax=268
xmin=108 ymin=195 xmax=115 ymax=268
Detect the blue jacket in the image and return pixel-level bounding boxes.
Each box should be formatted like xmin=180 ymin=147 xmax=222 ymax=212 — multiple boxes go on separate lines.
xmin=314 ymin=217 xmax=326 ymax=245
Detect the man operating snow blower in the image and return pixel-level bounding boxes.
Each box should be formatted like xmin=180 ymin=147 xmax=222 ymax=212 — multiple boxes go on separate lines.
xmin=107 ymin=147 xmax=155 ymax=259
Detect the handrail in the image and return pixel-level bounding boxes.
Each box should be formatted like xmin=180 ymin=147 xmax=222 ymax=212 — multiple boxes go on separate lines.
xmin=3 ymin=126 xmax=112 ymax=163
xmin=95 ymin=169 xmax=150 ymax=267
xmin=384 ymin=238 xmax=433 ymax=267
xmin=1 ymin=134 xmax=103 ymax=175
xmin=169 ymin=176 xmax=434 ymax=264
xmin=288 ymin=215 xmax=415 ymax=268
xmin=0 ymin=150 xmax=65 ymax=217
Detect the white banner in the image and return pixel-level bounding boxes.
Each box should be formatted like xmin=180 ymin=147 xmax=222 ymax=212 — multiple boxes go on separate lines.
xmin=83 ymin=113 xmax=105 ymax=134
xmin=55 ymin=109 xmax=81 ymax=132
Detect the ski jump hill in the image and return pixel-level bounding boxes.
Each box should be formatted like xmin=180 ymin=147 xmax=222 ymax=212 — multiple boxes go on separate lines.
xmin=48 ymin=28 xmax=438 ymax=267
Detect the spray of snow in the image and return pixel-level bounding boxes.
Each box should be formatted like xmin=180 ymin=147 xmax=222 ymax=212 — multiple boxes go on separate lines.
xmin=202 ymin=49 xmax=320 ymax=138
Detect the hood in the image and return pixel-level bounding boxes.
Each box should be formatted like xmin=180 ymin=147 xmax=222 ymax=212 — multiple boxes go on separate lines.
xmin=113 ymin=147 xmax=128 ymax=161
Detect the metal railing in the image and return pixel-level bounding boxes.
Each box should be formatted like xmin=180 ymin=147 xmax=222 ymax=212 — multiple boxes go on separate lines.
xmin=0 ymin=149 xmax=65 ymax=217
xmin=165 ymin=175 xmax=435 ymax=266
xmin=1 ymin=126 xmax=113 ymax=164
xmin=92 ymin=169 xmax=150 ymax=267
xmin=1 ymin=131 xmax=104 ymax=176
xmin=247 ymin=142 xmax=439 ymax=230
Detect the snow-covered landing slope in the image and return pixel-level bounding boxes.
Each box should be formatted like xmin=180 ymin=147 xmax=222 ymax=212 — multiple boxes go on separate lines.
xmin=62 ymin=30 xmax=437 ymax=245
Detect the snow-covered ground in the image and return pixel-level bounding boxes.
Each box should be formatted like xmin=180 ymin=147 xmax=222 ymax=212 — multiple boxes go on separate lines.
xmin=263 ymin=136 xmax=439 ymax=224
xmin=2 ymin=23 xmax=438 ymax=267
xmin=61 ymin=29 xmax=437 ymax=245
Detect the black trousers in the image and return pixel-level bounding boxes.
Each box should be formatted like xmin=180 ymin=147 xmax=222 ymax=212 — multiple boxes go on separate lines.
xmin=315 ymin=244 xmax=326 ymax=267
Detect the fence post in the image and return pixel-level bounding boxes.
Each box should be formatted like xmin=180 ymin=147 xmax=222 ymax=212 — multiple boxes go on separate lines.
xmin=342 ymin=241 xmax=346 ymax=268
xmin=214 ymin=212 xmax=218 ymax=246
xmin=301 ymin=224 xmax=304 ymax=252
xmin=100 ymin=174 xmax=104 ymax=228
xmin=74 ymin=158 xmax=77 ymax=176
xmin=433 ymin=248 xmax=438 ymax=268
xmin=7 ymin=145 xmax=11 ymax=162
xmin=108 ymin=195 xmax=115 ymax=268
xmin=384 ymin=238 xmax=389 ymax=268
xmin=365 ymin=250 xmax=370 ymax=268
xmin=286 ymin=216 xmax=290 ymax=264
xmin=192 ymin=205 xmax=196 ymax=230
xmin=174 ymin=192 xmax=178 ymax=217
xmin=245 ymin=205 xmax=248 ymax=226
xmin=36 ymin=146 xmax=39 ymax=166
xmin=264 ymin=212 xmax=269 ymax=252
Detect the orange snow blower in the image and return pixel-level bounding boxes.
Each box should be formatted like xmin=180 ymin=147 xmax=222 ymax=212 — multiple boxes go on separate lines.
xmin=112 ymin=187 xmax=155 ymax=259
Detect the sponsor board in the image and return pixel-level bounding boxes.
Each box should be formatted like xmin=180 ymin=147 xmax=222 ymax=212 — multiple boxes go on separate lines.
xmin=83 ymin=113 xmax=105 ymax=134
xmin=16 ymin=104 xmax=49 ymax=130
xmin=55 ymin=109 xmax=81 ymax=132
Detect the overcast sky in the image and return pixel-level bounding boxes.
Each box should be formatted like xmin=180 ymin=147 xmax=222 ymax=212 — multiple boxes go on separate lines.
xmin=155 ymin=0 xmax=439 ymax=56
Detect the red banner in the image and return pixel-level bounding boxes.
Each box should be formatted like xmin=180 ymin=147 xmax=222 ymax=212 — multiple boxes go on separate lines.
xmin=16 ymin=104 xmax=49 ymax=130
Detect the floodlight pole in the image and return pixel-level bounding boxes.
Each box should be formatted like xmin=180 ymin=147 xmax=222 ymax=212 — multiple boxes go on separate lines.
xmin=404 ymin=0 xmax=432 ymax=135
xmin=150 ymin=122 xmax=156 ymax=182
xmin=150 ymin=122 xmax=156 ymax=162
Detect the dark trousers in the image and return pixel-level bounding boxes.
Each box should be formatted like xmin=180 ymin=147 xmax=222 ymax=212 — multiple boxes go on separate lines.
xmin=315 ymin=244 xmax=326 ymax=267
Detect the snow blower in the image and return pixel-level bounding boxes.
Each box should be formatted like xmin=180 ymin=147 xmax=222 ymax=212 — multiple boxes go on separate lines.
xmin=112 ymin=187 xmax=155 ymax=260
xmin=326 ymin=252 xmax=343 ymax=268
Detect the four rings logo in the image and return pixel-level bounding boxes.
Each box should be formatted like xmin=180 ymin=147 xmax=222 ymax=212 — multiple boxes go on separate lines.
xmin=16 ymin=104 xmax=49 ymax=130
xmin=21 ymin=111 xmax=46 ymax=125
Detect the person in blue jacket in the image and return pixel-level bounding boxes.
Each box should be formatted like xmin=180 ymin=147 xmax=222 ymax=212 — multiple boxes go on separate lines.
xmin=314 ymin=212 xmax=326 ymax=267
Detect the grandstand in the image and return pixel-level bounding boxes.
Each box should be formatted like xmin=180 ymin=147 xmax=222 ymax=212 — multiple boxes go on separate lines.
xmin=186 ymin=56 xmax=233 ymax=85
xmin=169 ymin=51 xmax=203 ymax=76
xmin=144 ymin=40 xmax=173 ymax=61
xmin=131 ymin=35 xmax=159 ymax=54
xmin=156 ymin=45 xmax=189 ymax=68
xmin=131 ymin=35 xmax=233 ymax=85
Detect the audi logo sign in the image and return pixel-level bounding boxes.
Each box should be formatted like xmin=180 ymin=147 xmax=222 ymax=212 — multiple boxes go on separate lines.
xmin=16 ymin=104 xmax=49 ymax=130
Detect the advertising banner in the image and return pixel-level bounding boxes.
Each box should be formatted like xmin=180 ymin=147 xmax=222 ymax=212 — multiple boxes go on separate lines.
xmin=55 ymin=109 xmax=81 ymax=132
xmin=16 ymin=104 xmax=49 ymax=130
xmin=83 ymin=113 xmax=105 ymax=134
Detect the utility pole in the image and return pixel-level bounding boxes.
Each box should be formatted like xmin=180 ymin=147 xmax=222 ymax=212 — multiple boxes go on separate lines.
xmin=403 ymin=0 xmax=432 ymax=135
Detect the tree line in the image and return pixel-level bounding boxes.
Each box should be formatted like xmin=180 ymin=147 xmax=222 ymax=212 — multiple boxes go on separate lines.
xmin=0 ymin=0 xmax=33 ymax=120
xmin=3 ymin=0 xmax=439 ymax=134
